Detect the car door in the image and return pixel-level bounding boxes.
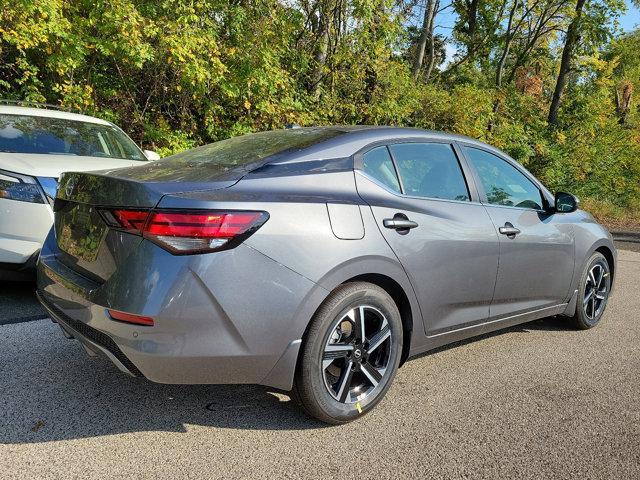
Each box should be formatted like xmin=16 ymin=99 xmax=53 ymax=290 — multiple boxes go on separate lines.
xmin=355 ymin=141 xmax=500 ymax=336
xmin=460 ymin=144 xmax=574 ymax=319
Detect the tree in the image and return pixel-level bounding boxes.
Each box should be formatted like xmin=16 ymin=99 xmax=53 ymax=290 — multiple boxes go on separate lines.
xmin=412 ymin=0 xmax=439 ymax=81
xmin=547 ymin=0 xmax=586 ymax=126
xmin=547 ymin=0 xmax=626 ymax=126
xmin=450 ymin=0 xmax=507 ymax=70
xmin=2 ymin=0 xmax=640 ymax=226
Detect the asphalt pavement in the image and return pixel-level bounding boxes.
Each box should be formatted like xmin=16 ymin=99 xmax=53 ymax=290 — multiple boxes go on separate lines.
xmin=0 ymin=247 xmax=639 ymax=479
xmin=0 ymin=281 xmax=46 ymax=324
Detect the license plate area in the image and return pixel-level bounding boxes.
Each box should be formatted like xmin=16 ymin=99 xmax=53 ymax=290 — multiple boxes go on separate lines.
xmin=55 ymin=202 xmax=109 ymax=263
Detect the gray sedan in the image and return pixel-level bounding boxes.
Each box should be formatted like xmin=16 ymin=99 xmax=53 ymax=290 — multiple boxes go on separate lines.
xmin=37 ymin=127 xmax=615 ymax=424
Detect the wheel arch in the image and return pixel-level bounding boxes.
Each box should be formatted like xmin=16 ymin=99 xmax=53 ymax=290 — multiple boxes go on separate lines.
xmin=341 ymin=273 xmax=414 ymax=365
xmin=297 ymin=256 xmax=422 ymax=369
xmin=261 ymin=255 xmax=423 ymax=391
xmin=595 ymin=245 xmax=616 ymax=286
xmin=562 ymin=239 xmax=617 ymax=318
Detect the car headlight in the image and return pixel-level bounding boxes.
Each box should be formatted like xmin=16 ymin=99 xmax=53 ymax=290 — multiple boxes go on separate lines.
xmin=0 ymin=169 xmax=48 ymax=204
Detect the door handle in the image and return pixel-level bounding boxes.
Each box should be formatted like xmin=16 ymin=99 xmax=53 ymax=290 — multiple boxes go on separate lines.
xmin=499 ymin=223 xmax=521 ymax=238
xmin=383 ymin=216 xmax=419 ymax=231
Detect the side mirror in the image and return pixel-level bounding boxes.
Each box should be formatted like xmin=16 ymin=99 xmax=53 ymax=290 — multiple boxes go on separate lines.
xmin=554 ymin=191 xmax=579 ymax=213
xmin=144 ymin=150 xmax=161 ymax=161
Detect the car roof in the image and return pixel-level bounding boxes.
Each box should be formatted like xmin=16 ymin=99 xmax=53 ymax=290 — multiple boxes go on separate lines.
xmin=272 ymin=126 xmax=506 ymax=163
xmin=324 ymin=125 xmax=486 ymax=144
xmin=0 ymin=105 xmax=113 ymax=126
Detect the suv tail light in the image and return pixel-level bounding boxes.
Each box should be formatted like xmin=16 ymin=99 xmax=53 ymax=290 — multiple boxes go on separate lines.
xmin=100 ymin=209 xmax=268 ymax=254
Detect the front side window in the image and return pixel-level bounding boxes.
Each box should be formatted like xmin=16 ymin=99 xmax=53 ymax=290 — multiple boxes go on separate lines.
xmin=463 ymin=146 xmax=543 ymax=210
xmin=388 ymin=143 xmax=470 ymax=201
xmin=0 ymin=114 xmax=145 ymax=160
xmin=362 ymin=146 xmax=401 ymax=193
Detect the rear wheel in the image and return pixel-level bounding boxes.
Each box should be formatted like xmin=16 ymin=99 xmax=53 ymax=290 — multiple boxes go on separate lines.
xmin=572 ymin=252 xmax=611 ymax=329
xmin=294 ymin=282 xmax=403 ymax=424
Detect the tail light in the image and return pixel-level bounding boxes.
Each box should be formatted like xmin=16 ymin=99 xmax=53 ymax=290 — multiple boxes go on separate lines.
xmin=99 ymin=209 xmax=268 ymax=254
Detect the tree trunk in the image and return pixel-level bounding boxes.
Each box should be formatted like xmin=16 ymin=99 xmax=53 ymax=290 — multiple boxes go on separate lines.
xmin=467 ymin=0 xmax=479 ymax=41
xmin=424 ymin=0 xmax=439 ymax=82
xmin=547 ymin=0 xmax=586 ymax=126
xmin=495 ymin=0 xmax=519 ymax=88
xmin=615 ymin=81 xmax=633 ymax=125
xmin=309 ymin=11 xmax=330 ymax=94
xmin=412 ymin=0 xmax=438 ymax=80
xmin=465 ymin=0 xmax=479 ymax=57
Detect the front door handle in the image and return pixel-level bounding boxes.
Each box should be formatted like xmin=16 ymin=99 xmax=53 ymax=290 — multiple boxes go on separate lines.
xmin=499 ymin=223 xmax=521 ymax=238
xmin=383 ymin=216 xmax=419 ymax=232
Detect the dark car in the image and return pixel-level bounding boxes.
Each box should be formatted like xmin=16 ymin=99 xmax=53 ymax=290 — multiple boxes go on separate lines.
xmin=37 ymin=127 xmax=615 ymax=424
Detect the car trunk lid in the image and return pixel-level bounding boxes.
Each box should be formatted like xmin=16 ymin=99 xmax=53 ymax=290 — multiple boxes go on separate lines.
xmin=53 ymin=160 xmax=249 ymax=282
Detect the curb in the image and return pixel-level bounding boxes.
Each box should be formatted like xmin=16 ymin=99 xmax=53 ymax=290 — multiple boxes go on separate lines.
xmin=612 ymin=231 xmax=640 ymax=243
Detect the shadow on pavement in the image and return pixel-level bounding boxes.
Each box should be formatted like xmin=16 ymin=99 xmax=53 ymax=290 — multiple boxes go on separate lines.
xmin=411 ymin=315 xmax=575 ymax=361
xmin=0 ymin=281 xmax=47 ymax=325
xmin=0 ymin=321 xmax=325 ymax=444
xmin=1 ymin=315 xmax=574 ymax=443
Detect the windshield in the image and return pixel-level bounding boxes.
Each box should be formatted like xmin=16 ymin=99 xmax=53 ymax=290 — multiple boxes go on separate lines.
xmin=0 ymin=114 xmax=145 ymax=160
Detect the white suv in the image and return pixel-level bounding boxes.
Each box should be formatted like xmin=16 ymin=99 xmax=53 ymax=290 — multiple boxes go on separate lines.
xmin=0 ymin=104 xmax=159 ymax=280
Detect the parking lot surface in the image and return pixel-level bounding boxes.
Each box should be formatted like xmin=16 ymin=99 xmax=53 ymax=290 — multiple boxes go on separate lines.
xmin=0 ymin=282 xmax=46 ymax=325
xmin=1 ymin=247 xmax=639 ymax=479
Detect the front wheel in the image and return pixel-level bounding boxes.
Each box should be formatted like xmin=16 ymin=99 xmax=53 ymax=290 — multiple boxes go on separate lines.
xmin=293 ymin=282 xmax=403 ymax=424
xmin=572 ymin=252 xmax=611 ymax=329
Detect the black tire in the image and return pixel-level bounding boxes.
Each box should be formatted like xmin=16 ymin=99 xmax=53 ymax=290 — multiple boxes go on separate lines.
xmin=572 ymin=252 xmax=611 ymax=330
xmin=293 ymin=282 xmax=403 ymax=424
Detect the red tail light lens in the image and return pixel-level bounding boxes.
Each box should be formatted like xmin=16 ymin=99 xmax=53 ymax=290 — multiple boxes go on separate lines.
xmin=107 ymin=309 xmax=154 ymax=326
xmin=102 ymin=209 xmax=268 ymax=254
xmin=112 ymin=209 xmax=149 ymax=232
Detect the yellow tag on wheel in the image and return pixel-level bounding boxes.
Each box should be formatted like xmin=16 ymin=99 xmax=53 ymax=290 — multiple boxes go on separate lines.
xmin=356 ymin=402 xmax=362 ymax=414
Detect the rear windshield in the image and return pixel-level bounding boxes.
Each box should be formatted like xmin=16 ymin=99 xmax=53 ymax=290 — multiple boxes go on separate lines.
xmin=0 ymin=114 xmax=145 ymax=160
xmin=167 ymin=128 xmax=346 ymax=167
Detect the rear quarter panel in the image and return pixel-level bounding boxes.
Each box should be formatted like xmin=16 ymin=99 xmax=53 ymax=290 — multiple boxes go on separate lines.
xmin=159 ymin=170 xmax=427 ymax=352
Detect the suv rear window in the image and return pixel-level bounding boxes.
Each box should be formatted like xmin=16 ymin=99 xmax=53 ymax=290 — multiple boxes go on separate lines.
xmin=0 ymin=114 xmax=145 ymax=160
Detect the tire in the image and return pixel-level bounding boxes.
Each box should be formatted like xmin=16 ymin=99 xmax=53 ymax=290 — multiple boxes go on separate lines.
xmin=572 ymin=252 xmax=611 ymax=330
xmin=293 ymin=282 xmax=403 ymax=424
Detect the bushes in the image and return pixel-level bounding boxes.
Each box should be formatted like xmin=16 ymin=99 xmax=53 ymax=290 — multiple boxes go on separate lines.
xmin=1 ymin=0 xmax=638 ymax=223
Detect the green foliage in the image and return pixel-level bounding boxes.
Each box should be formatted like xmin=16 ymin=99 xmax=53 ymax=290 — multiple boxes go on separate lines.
xmin=1 ymin=0 xmax=639 ymax=223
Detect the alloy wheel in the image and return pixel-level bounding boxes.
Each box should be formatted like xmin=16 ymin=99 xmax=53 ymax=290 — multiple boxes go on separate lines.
xmin=584 ymin=262 xmax=609 ymax=321
xmin=322 ymin=305 xmax=393 ymax=404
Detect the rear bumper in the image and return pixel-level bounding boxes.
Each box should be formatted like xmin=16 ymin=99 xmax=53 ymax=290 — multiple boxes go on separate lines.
xmin=0 ymin=198 xmax=53 ymax=265
xmin=36 ymin=230 xmax=322 ymax=390
xmin=37 ymin=290 xmax=143 ymax=377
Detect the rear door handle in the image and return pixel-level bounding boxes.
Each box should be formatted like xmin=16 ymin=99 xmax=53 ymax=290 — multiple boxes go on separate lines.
xmin=499 ymin=223 xmax=521 ymax=237
xmin=383 ymin=217 xmax=419 ymax=231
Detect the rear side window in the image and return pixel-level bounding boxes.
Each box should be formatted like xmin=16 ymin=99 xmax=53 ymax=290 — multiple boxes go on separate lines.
xmin=362 ymin=146 xmax=401 ymax=193
xmin=389 ymin=143 xmax=470 ymax=201
xmin=463 ymin=146 xmax=543 ymax=210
